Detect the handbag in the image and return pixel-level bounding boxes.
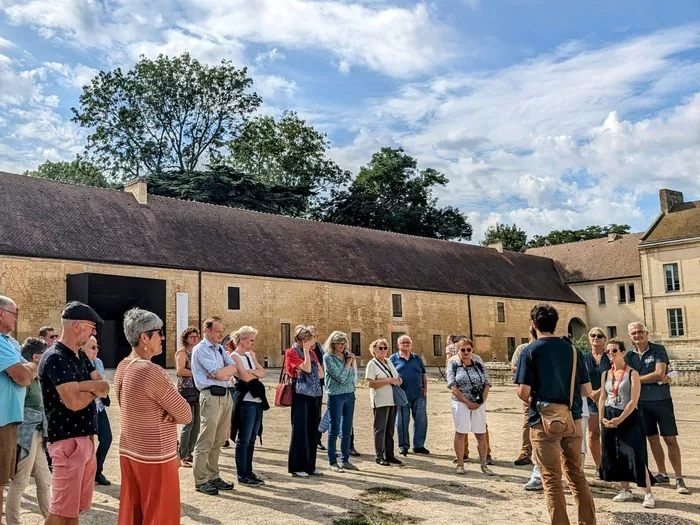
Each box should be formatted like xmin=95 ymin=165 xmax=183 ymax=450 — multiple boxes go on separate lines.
xmin=275 ymin=355 xmax=293 ymax=408
xmin=373 ymin=358 xmax=409 ymax=407
xmin=537 ymin=343 xmax=577 ymax=438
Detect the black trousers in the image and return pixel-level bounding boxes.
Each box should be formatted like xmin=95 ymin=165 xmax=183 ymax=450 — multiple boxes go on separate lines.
xmin=96 ymin=409 xmax=113 ymax=476
xmin=288 ymin=392 xmax=322 ymax=474
xmin=373 ymin=406 xmax=397 ymax=461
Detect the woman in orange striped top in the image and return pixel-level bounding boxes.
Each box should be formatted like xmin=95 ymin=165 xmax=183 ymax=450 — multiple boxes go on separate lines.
xmin=114 ymin=308 xmax=192 ymax=525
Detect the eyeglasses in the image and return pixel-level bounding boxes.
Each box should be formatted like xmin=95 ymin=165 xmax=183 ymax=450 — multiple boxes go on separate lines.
xmin=376 ymin=346 xmax=388 ymax=351
xmin=145 ymin=329 xmax=163 ymax=337
xmin=589 ymin=334 xmax=605 ymax=340
xmin=459 ymin=348 xmax=473 ymax=353
xmin=0 ymin=309 xmax=18 ymax=318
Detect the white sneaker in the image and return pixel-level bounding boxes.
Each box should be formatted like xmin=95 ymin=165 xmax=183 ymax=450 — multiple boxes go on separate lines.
xmin=455 ymin=466 xmax=465 ymax=475
xmin=643 ymin=493 xmax=655 ymax=509
xmin=292 ymin=471 xmax=309 ymax=478
xmin=523 ymin=478 xmax=543 ymax=491
xmin=612 ymin=489 xmax=634 ymax=502
xmin=329 ymin=464 xmax=344 ymax=473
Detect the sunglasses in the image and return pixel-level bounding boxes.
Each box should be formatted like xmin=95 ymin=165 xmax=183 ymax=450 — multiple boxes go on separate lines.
xmin=590 ymin=333 xmax=605 ymax=339
xmin=459 ymin=348 xmax=473 ymax=353
xmin=608 ymin=348 xmax=622 ymax=354
xmin=87 ymin=345 xmax=97 ymax=351
xmin=377 ymin=346 xmax=388 ymax=351
xmin=145 ymin=329 xmax=164 ymax=337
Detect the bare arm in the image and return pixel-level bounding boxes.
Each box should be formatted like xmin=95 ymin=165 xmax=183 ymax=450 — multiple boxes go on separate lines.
xmin=56 ymin=381 xmax=100 ymax=411
xmin=579 ymin=382 xmax=592 ymax=399
xmin=482 ymin=385 xmax=490 ymax=402
xmin=367 ymin=377 xmax=396 ymax=389
xmin=231 ymin=354 xmax=257 ymax=382
xmin=639 ymin=362 xmax=667 ymax=384
xmin=175 ymin=351 xmax=193 ymax=377
xmin=298 ymin=348 xmax=312 ymax=374
xmin=517 ymin=384 xmax=531 ymax=403
xmin=597 ymin=373 xmax=607 ymax=417
xmin=211 ymin=364 xmax=237 ymax=381
xmin=250 ymin=353 xmax=266 ymax=378
xmin=5 ymin=362 xmax=37 ymax=387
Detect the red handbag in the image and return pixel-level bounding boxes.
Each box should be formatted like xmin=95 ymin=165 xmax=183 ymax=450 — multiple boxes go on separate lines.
xmin=275 ymin=355 xmax=293 ymax=408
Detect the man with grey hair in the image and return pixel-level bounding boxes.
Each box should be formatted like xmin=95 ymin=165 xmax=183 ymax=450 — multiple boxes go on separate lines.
xmin=40 ymin=301 xmax=110 ymax=524
xmin=390 ymin=335 xmax=429 ymax=455
xmin=191 ymin=316 xmax=237 ymax=496
xmin=0 ymin=295 xmax=38 ymax=521
xmin=626 ymin=322 xmax=689 ymax=494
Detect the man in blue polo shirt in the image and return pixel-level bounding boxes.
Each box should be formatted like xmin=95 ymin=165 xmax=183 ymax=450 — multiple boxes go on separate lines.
xmin=390 ymin=335 xmax=429 ymax=456
xmin=0 ymin=295 xmax=38 ymax=517
xmin=626 ymin=322 xmax=689 ymax=494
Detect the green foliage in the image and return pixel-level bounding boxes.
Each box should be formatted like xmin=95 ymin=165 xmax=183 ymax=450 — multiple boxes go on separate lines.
xmin=25 ymin=157 xmax=113 ymax=188
xmin=147 ymin=165 xmax=312 ymax=216
xmin=223 ymin=110 xmax=350 ymax=214
xmin=321 ymin=147 xmax=472 ymax=241
xmin=359 ymin=487 xmax=411 ymax=503
xmin=72 ymin=53 xmax=261 ymax=180
xmin=481 ymin=223 xmax=528 ymax=252
xmin=527 ymin=224 xmax=631 ymax=248
xmin=572 ymin=336 xmax=591 ymax=355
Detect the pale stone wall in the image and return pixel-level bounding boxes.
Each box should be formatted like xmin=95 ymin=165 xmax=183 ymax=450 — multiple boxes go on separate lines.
xmin=568 ymin=279 xmax=644 ymax=339
xmin=640 ymin=240 xmax=700 ymax=359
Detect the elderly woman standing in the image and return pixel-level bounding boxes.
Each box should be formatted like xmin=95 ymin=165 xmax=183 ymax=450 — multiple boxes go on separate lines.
xmin=285 ymin=325 xmax=325 ymax=478
xmin=176 ymin=327 xmax=201 ymax=467
xmin=114 ymin=308 xmax=192 ymax=525
xmin=322 ymin=331 xmax=357 ymax=472
xmin=447 ymin=338 xmax=494 ymax=476
xmin=366 ymin=339 xmax=402 ymax=467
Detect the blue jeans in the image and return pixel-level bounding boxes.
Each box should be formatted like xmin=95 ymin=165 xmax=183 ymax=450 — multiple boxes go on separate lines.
xmin=327 ymin=393 xmax=355 ymax=465
xmin=396 ymin=395 xmax=427 ymax=451
xmin=235 ymin=401 xmax=263 ymax=480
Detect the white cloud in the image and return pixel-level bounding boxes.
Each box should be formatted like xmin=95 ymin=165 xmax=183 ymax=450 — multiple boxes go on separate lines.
xmin=0 ymin=36 xmax=14 ymax=48
xmin=255 ymin=48 xmax=285 ymax=64
xmin=254 ymin=75 xmax=298 ymax=99
xmin=43 ymin=62 xmax=99 ymax=89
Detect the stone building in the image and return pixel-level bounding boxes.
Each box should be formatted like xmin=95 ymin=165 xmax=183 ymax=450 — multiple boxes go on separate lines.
xmin=0 ymin=172 xmax=585 ymax=368
xmin=527 ymin=233 xmax=644 ymax=341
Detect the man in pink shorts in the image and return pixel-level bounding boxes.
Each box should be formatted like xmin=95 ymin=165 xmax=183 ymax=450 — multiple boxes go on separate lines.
xmin=39 ymin=302 xmax=110 ymax=524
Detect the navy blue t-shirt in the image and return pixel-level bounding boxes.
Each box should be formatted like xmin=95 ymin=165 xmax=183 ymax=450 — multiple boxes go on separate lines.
xmin=583 ymin=351 xmax=611 ymax=410
xmin=625 ymin=343 xmax=671 ymax=402
xmin=514 ymin=337 xmax=591 ymax=427
xmin=389 ymin=352 xmax=426 ymax=400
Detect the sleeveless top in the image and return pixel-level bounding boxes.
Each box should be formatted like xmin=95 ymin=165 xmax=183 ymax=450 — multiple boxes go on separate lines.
xmin=236 ymin=352 xmax=261 ymax=403
xmin=176 ymin=348 xmax=199 ymax=403
xmin=604 ymin=368 xmax=632 ymax=411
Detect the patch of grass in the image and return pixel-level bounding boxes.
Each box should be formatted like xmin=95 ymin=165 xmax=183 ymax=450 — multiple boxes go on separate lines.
xmin=333 ymin=515 xmax=372 ymax=525
xmin=359 ymin=486 xmax=411 ymax=503
xmin=333 ymin=510 xmax=416 ymax=525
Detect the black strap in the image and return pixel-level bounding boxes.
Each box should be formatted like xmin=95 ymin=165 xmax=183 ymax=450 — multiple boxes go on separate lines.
xmin=244 ymin=354 xmax=254 ymax=369
xmin=373 ymin=358 xmax=394 ymax=378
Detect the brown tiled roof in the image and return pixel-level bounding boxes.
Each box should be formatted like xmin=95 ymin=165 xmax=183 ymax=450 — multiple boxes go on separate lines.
xmin=642 ymin=201 xmax=700 ymax=243
xmin=0 ymin=172 xmax=582 ymax=303
xmin=526 ymin=233 xmax=643 ymax=283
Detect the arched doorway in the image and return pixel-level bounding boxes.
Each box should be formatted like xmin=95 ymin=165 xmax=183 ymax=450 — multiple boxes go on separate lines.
xmin=567 ymin=317 xmax=587 ymax=342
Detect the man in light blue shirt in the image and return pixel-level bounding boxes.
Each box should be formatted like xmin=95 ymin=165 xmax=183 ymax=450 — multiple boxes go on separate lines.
xmin=191 ymin=316 xmax=237 ymax=496
xmin=0 ymin=295 xmax=38 ymax=511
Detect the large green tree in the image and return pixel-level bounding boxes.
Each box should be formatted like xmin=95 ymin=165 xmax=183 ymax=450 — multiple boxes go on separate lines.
xmin=527 ymin=224 xmax=631 ymax=248
xmin=25 ymin=157 xmax=113 ymax=188
xmin=147 ymin=165 xmax=312 ymax=216
xmin=481 ymin=223 xmax=528 ymax=252
xmin=72 ymin=53 xmax=261 ymax=180
xmin=321 ymin=147 xmax=472 ymax=240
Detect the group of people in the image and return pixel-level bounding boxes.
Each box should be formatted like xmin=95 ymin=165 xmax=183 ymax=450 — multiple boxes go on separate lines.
xmin=0 ymin=292 xmax=691 ymax=525
xmin=512 ymin=304 xmax=689 ymax=525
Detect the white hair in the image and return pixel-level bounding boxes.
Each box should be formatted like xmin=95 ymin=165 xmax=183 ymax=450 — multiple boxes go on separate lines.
xmin=628 ymin=322 xmax=648 ymax=332
xmin=0 ymin=296 xmax=15 ymax=310
xmin=232 ymin=326 xmax=258 ymax=344
xmin=397 ymin=335 xmax=412 ymax=344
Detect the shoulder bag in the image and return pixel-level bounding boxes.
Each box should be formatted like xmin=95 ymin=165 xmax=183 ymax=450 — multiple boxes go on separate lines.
xmin=373 ymin=358 xmax=409 ymax=407
xmin=537 ymin=344 xmax=577 ymax=438
xmin=274 ymin=354 xmax=293 ymax=408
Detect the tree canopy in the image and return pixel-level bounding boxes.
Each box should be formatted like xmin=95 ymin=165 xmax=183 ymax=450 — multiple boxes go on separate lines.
xmin=481 ymin=223 xmax=528 ymax=252
xmin=321 ymin=147 xmax=472 ymax=241
xmin=25 ymin=157 xmax=113 ymax=188
xmin=527 ymin=224 xmax=631 ymax=248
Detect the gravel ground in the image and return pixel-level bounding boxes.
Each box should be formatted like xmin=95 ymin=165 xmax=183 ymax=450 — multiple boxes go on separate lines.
xmin=9 ymin=379 xmax=700 ymax=525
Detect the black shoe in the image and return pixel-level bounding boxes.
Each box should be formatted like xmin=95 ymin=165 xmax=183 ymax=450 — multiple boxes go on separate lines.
xmin=95 ymin=473 xmax=111 ymax=486
xmin=210 ymin=477 xmax=234 ymax=491
xmin=222 ymin=440 xmax=231 ymax=448
xmin=400 ymin=448 xmax=408 ymax=457
xmin=342 ymin=461 xmax=359 ymax=471
xmin=317 ymin=443 xmax=327 ymax=451
xmin=386 ymin=457 xmax=403 ymax=465
xmin=249 ymin=472 xmax=265 ymax=484
xmin=514 ymin=454 xmax=532 ymax=466
xmin=238 ymin=477 xmax=261 ymax=486
xmin=486 ymin=455 xmax=494 ymax=466
xmin=413 ymin=447 xmax=430 ymax=455
xmin=196 ymin=481 xmax=219 ymax=496
xmin=375 ymin=458 xmax=391 ymax=466
xmin=654 ymin=473 xmax=670 ymax=484
xmin=349 ymin=448 xmax=361 ymax=457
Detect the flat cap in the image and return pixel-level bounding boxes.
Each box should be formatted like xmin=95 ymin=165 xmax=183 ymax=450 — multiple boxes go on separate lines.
xmin=61 ymin=301 xmax=104 ymax=325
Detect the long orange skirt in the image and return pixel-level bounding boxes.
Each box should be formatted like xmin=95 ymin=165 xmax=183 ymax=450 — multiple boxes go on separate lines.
xmin=117 ymin=456 xmax=181 ymax=525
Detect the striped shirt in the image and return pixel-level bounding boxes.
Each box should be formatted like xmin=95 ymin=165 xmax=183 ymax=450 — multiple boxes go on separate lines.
xmin=114 ymin=358 xmax=192 ymax=464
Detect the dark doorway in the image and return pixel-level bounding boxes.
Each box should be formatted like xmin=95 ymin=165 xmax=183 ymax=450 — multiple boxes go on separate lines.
xmin=66 ymin=273 xmax=167 ymax=368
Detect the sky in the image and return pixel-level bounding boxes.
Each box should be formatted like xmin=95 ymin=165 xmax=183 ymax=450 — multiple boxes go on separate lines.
xmin=0 ymin=0 xmax=699 ymax=242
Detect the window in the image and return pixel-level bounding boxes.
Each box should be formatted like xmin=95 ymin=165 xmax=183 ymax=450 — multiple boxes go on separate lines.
xmin=280 ymin=323 xmax=291 ymax=354
xmin=391 ymin=332 xmax=405 ymax=353
xmin=628 ymin=284 xmax=636 ymax=303
xmin=664 ymin=263 xmax=680 ymax=292
xmin=668 ymin=309 xmax=684 ymax=337
xmin=521 ymin=337 xmax=529 ymax=345
xmin=507 ymin=337 xmax=516 ymax=361
xmin=433 ymin=335 xmax=443 ymax=356
xmin=497 ymin=302 xmax=505 ymax=323
xmin=618 ymin=284 xmax=626 ymax=304
xmin=351 ymin=332 xmax=361 ymax=356
xmin=392 ymin=294 xmax=403 ymax=317
xmin=607 ymin=326 xmax=617 ymax=339
xmin=227 ymin=287 xmax=240 ymax=310
xmin=598 ymin=286 xmax=606 ymax=306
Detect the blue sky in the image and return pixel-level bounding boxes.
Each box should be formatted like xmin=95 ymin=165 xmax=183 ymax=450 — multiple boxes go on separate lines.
xmin=1 ymin=0 xmax=699 ymax=242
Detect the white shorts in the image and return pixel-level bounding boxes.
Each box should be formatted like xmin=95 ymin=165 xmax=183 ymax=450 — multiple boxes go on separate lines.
xmin=451 ymin=400 xmax=487 ymax=434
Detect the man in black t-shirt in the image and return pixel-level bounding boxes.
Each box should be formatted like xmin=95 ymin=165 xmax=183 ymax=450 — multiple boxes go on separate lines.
xmin=515 ymin=304 xmax=596 ymax=525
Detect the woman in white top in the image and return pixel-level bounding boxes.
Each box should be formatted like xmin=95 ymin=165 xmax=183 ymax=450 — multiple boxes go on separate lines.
xmin=365 ymin=339 xmax=402 ymax=466
xmin=228 ymin=326 xmax=266 ymax=486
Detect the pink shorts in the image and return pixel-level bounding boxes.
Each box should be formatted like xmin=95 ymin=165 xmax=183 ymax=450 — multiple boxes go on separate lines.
xmin=48 ymin=436 xmax=97 ymax=518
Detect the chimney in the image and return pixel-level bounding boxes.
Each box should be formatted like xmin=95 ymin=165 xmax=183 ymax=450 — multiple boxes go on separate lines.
xmin=607 ymin=233 xmax=622 ymax=242
xmin=487 ymin=242 xmax=504 ymax=254
xmin=124 ymin=177 xmax=148 ymax=205
xmin=659 ymin=189 xmax=683 ymax=214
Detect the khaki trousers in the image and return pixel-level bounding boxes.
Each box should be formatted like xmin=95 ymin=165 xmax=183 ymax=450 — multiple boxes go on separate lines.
xmin=531 ymin=419 xmax=596 ymax=525
xmin=6 ymin=430 xmax=52 ymax=524
xmin=193 ymin=389 xmax=233 ymax=486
